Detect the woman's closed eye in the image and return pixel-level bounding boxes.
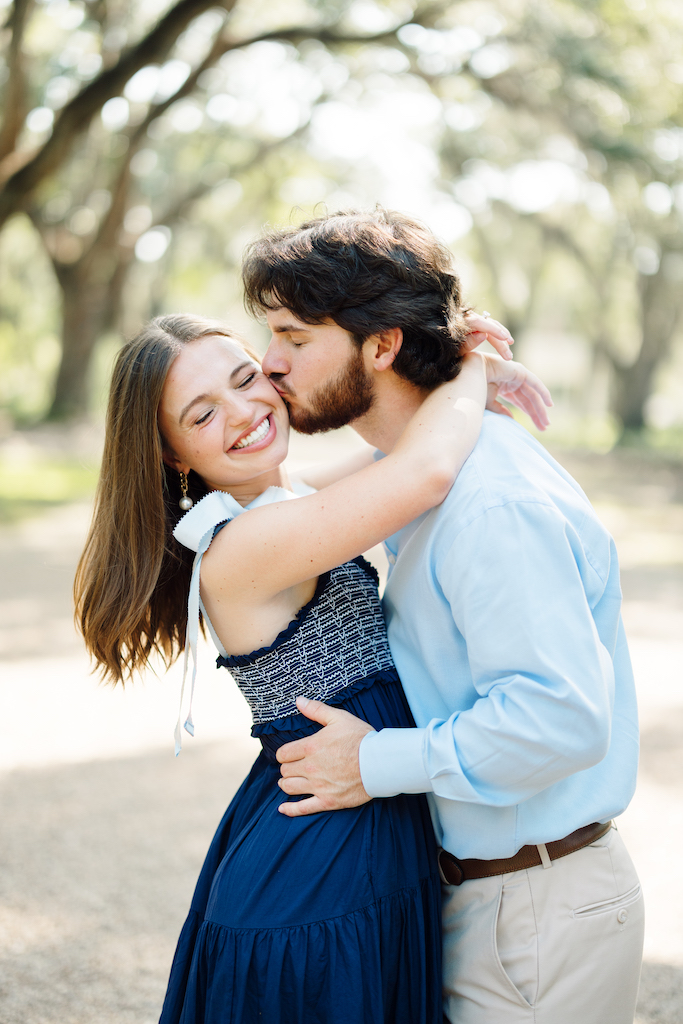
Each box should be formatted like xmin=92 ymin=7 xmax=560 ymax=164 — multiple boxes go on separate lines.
xmin=237 ymin=372 xmax=258 ymax=388
xmin=195 ymin=408 xmax=214 ymax=426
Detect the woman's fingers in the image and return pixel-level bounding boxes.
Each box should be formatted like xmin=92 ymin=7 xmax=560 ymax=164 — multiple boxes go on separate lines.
xmin=464 ymin=313 xmax=514 ymax=360
xmin=511 ymin=369 xmax=553 ymax=409
xmin=499 ymin=384 xmax=551 ymax=431
xmin=486 ymin=392 xmax=514 ymax=419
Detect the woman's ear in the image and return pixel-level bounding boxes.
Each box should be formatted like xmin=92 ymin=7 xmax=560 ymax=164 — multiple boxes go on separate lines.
xmin=365 ymin=327 xmax=403 ymax=372
xmin=162 ymin=449 xmax=189 ymax=474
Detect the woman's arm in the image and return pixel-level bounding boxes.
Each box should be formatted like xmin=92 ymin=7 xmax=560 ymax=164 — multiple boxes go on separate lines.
xmin=202 ymin=353 xmax=549 ymax=605
xmin=294 ymin=355 xmax=551 ymax=491
xmin=203 ymin=353 xmax=481 ymax=603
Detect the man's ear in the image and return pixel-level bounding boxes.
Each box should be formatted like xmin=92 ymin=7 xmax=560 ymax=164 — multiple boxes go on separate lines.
xmin=366 ymin=327 xmax=403 ymax=372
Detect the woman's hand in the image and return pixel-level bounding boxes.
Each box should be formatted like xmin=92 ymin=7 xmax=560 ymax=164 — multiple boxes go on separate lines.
xmin=481 ymin=353 xmax=553 ymax=431
xmin=464 ymin=311 xmax=514 ymax=360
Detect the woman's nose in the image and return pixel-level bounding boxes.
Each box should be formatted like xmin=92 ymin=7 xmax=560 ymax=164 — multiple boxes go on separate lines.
xmin=225 ymin=392 xmax=254 ymax=427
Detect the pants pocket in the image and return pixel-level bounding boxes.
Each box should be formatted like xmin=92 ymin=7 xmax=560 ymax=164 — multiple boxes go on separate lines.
xmin=573 ymin=882 xmax=641 ymax=920
xmin=494 ymin=874 xmax=537 ymax=1007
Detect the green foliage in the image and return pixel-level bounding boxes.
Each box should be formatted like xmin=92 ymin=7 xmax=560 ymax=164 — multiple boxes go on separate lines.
xmin=0 ymin=0 xmax=682 ymax=435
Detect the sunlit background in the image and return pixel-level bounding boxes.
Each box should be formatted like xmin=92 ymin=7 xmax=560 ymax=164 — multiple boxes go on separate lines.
xmin=1 ymin=2 xmax=683 ymax=1022
xmin=1 ymin=0 xmax=683 ymax=448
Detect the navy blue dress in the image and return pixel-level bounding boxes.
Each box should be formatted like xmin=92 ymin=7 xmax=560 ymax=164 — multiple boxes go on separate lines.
xmin=159 ymin=557 xmax=442 ymax=1024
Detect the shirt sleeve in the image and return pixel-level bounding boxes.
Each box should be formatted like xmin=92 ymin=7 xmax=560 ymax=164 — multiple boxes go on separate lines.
xmin=360 ymin=499 xmax=616 ymax=805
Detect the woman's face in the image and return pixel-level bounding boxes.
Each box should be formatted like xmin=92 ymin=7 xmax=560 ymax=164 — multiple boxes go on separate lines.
xmin=159 ymin=334 xmax=290 ymax=493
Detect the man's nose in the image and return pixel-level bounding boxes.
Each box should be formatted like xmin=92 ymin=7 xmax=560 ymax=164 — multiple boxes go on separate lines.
xmin=262 ymin=337 xmax=289 ymax=378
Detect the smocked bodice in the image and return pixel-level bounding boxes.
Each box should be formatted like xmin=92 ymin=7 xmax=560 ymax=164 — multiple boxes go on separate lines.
xmin=217 ymin=557 xmax=395 ymax=725
xmin=171 ymin=486 xmax=397 ymax=752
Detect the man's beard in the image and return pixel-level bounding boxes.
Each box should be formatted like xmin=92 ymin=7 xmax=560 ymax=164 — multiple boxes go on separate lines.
xmin=278 ymin=347 xmax=375 ymax=435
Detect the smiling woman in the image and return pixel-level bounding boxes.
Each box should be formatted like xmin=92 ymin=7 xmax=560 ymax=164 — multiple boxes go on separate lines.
xmin=74 ymin=315 xmax=264 ymax=683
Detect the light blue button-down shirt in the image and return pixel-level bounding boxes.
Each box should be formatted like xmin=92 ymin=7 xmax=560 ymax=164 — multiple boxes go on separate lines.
xmin=359 ymin=412 xmax=639 ymax=860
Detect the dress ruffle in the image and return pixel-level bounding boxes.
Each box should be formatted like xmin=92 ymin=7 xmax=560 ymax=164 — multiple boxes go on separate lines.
xmin=251 ymin=668 xmax=401 ymax=748
xmin=162 ymin=877 xmax=440 ymax=1024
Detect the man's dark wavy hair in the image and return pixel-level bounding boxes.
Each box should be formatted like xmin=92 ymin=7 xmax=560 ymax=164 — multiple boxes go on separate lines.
xmin=242 ymin=208 xmax=469 ymax=390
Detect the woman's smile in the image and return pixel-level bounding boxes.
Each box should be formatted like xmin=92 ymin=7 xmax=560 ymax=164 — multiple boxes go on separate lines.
xmin=230 ymin=414 xmax=276 ymax=452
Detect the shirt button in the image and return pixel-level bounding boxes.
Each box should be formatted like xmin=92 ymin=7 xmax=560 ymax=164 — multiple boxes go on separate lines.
xmin=617 ymin=908 xmax=628 ymax=924
xmin=387 ymin=553 xmax=396 ymax=564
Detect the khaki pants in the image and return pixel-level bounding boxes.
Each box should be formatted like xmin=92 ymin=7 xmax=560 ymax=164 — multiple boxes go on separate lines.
xmin=442 ymin=826 xmax=644 ymax=1024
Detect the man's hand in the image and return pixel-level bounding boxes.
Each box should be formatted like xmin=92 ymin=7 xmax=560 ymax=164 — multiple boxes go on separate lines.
xmin=464 ymin=311 xmax=514 ymax=360
xmin=276 ymin=697 xmax=375 ymax=817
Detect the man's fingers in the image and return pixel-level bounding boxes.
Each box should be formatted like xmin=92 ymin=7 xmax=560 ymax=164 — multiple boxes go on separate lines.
xmin=276 ymin=701 xmax=344 ymax=767
xmin=295 ymin=696 xmax=343 ymax=727
xmin=276 ymin=737 xmax=308 ymax=764
xmin=278 ymin=775 xmax=311 ymax=795
xmin=278 ymin=796 xmax=326 ymax=817
xmin=279 ymin=758 xmax=307 ymax=778
xmin=276 ymin=701 xmax=365 ymax=764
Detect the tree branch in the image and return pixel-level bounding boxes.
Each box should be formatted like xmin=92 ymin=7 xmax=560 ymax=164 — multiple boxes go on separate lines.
xmin=155 ymin=126 xmax=308 ymax=228
xmin=0 ymin=0 xmax=34 ymax=162
xmin=0 ymin=0 xmax=237 ymax=228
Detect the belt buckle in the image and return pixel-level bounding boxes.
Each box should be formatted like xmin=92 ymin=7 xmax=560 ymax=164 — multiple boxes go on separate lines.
xmin=439 ymin=849 xmax=465 ymax=886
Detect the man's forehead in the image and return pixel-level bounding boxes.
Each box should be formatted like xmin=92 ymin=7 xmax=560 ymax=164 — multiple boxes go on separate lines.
xmin=266 ymin=307 xmax=335 ymax=332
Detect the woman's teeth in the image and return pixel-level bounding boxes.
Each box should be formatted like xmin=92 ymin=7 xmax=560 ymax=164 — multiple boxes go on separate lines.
xmin=232 ymin=417 xmax=270 ymax=450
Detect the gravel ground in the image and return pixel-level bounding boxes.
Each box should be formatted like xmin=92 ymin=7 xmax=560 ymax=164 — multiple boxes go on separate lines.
xmin=0 ymin=442 xmax=682 ymax=1023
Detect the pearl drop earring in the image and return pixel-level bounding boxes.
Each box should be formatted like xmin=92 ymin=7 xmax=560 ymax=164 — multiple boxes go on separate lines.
xmin=179 ymin=471 xmax=193 ymax=511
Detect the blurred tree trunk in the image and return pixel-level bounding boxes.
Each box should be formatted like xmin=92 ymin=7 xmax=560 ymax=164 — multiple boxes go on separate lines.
xmin=611 ymin=261 xmax=683 ymax=432
xmin=48 ymin=251 xmax=130 ymax=420
xmin=41 ymin=129 xmax=286 ymax=419
xmin=0 ymin=0 xmax=34 ymax=164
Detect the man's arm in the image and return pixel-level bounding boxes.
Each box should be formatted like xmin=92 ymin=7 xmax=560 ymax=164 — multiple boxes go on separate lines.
xmin=360 ymin=499 xmax=615 ymax=804
xmin=278 ymin=498 xmax=615 ymax=815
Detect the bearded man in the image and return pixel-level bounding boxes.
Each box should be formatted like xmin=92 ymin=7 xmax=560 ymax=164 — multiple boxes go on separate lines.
xmin=241 ymin=208 xmax=643 ymax=1024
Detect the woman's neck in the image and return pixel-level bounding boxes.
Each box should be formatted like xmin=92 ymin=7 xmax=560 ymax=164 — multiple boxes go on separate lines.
xmin=214 ymin=465 xmax=291 ymax=507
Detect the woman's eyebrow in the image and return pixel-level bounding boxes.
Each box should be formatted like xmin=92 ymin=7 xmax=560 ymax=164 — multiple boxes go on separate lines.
xmin=178 ymin=362 xmax=255 ymax=424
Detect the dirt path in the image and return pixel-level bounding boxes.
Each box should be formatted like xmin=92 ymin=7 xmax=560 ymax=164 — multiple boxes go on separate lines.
xmin=1 ymin=446 xmax=681 ymax=1023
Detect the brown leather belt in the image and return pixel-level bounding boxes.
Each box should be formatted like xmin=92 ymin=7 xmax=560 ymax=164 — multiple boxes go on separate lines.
xmin=439 ymin=820 xmax=613 ymax=886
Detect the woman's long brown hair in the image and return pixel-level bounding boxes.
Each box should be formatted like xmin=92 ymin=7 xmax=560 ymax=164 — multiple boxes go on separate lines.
xmin=75 ymin=314 xmax=256 ymax=684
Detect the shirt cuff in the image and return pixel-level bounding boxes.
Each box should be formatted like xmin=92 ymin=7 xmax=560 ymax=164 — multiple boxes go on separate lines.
xmin=359 ymin=727 xmax=432 ymax=798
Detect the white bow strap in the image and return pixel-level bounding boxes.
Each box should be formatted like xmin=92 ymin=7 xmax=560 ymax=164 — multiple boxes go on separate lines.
xmin=170 ymin=484 xmax=314 ymax=754
xmin=174 ymin=525 xmax=215 ymax=756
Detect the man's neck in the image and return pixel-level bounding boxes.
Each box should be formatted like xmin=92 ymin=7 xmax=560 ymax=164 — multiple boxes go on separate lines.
xmin=349 ymin=374 xmax=429 ymax=453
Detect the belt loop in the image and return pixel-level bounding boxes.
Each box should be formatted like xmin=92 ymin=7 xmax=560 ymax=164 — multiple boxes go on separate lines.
xmin=537 ymin=843 xmax=552 ymax=869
